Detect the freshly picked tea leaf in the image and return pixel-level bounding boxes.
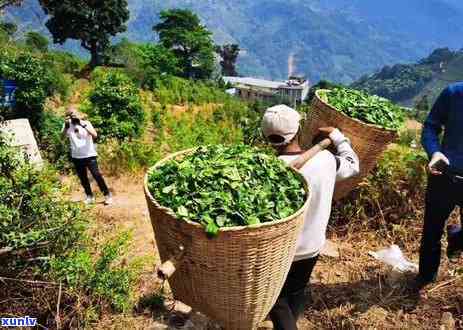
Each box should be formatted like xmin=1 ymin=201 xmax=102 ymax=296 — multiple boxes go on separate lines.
xmin=318 ymin=87 xmax=405 ymax=131
xmin=147 ymin=145 xmax=307 ymax=236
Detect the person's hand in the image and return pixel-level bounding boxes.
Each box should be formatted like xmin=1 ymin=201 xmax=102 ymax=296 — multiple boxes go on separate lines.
xmin=318 ymin=127 xmax=336 ymax=135
xmin=429 ymin=152 xmax=449 ymax=175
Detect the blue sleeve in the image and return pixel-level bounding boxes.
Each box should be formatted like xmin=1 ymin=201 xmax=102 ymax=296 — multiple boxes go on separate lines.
xmin=421 ymin=87 xmax=450 ymax=159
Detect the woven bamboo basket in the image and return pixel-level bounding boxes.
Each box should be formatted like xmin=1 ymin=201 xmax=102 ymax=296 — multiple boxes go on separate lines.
xmin=144 ymin=149 xmax=311 ymax=330
xmin=300 ymin=89 xmax=398 ymax=200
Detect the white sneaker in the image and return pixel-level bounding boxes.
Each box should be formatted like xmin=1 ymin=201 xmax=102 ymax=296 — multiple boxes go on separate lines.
xmin=84 ymin=195 xmax=95 ymax=205
xmin=104 ymin=193 xmax=113 ymax=206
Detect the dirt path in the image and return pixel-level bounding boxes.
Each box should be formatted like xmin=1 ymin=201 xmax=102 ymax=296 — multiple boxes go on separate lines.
xmin=70 ymin=174 xmax=463 ymax=330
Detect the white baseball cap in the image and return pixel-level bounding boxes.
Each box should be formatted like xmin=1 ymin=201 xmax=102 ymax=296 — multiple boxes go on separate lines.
xmin=262 ymin=104 xmax=302 ymax=146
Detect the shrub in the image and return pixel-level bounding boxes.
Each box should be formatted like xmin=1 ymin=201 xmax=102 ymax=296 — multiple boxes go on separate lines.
xmin=46 ymin=51 xmax=86 ymax=77
xmin=331 ymin=145 xmax=428 ymax=239
xmin=37 ymin=110 xmax=72 ymax=171
xmin=153 ymin=76 xmax=228 ymax=105
xmin=135 ymin=44 xmax=181 ymax=89
xmin=50 ymin=232 xmax=139 ymax=313
xmin=98 ymin=139 xmax=161 ymax=173
xmin=0 ymin=50 xmax=69 ymax=127
xmin=84 ymin=70 xmax=145 ymax=141
xmin=25 ymin=31 xmax=49 ymax=52
xmin=154 ymin=103 xmax=244 ymax=153
xmin=0 ymin=135 xmax=86 ymax=273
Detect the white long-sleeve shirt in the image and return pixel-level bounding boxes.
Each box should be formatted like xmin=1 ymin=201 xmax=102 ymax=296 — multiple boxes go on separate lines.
xmin=279 ymin=129 xmax=360 ymax=261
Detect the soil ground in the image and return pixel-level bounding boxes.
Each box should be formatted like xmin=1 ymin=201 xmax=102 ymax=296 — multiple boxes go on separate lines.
xmin=71 ymin=173 xmax=463 ymax=330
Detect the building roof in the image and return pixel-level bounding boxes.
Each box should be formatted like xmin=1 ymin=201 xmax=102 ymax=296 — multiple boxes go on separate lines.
xmin=223 ymin=76 xmax=285 ymax=89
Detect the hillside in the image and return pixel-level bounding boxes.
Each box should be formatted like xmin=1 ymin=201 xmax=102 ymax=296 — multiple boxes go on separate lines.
xmin=5 ymin=0 xmax=463 ymax=83
xmin=352 ymin=48 xmax=463 ymax=107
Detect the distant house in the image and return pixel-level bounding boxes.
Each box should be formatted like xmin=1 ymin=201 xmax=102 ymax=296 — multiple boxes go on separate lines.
xmin=223 ymin=76 xmax=310 ymax=106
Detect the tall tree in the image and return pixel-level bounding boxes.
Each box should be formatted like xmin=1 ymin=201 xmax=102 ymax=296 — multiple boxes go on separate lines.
xmin=39 ymin=0 xmax=129 ymax=68
xmin=153 ymin=9 xmax=215 ymax=79
xmin=216 ymin=44 xmax=240 ymax=76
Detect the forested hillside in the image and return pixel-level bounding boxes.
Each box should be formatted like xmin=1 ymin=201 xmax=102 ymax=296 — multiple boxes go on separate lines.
xmin=5 ymin=0 xmax=463 ymax=83
xmin=352 ymin=48 xmax=463 ymax=107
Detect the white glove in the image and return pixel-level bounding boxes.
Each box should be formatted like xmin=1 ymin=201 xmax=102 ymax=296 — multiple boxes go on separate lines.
xmin=429 ymin=152 xmax=449 ymax=175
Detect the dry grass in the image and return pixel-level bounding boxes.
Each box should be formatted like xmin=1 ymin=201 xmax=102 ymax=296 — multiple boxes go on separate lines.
xmin=78 ymin=172 xmax=463 ymax=329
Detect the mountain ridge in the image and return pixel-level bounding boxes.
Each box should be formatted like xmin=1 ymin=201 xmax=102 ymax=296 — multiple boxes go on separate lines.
xmin=5 ymin=0 xmax=463 ymax=83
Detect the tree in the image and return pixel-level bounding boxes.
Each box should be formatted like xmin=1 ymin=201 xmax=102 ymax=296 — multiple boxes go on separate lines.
xmin=136 ymin=44 xmax=181 ymax=89
xmin=39 ymin=0 xmax=129 ymax=68
xmin=216 ymin=44 xmax=240 ymax=76
xmin=0 ymin=0 xmax=22 ymax=11
xmin=0 ymin=21 xmax=16 ymax=37
xmin=25 ymin=31 xmax=49 ymax=52
xmin=153 ymin=9 xmax=215 ymax=79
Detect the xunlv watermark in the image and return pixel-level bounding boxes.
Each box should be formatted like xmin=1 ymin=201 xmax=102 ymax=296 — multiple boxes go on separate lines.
xmin=1 ymin=316 xmax=37 ymax=327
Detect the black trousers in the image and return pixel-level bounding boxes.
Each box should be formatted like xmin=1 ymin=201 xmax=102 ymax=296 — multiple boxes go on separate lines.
xmin=270 ymin=256 xmax=319 ymax=330
xmin=72 ymin=156 xmax=110 ymax=197
xmin=419 ymin=174 xmax=463 ymax=282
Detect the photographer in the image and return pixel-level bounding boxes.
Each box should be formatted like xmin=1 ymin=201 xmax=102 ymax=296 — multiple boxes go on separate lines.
xmin=62 ymin=105 xmax=112 ymax=205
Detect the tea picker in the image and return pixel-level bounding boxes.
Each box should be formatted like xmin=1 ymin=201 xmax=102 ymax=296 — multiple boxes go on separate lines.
xmin=261 ymin=105 xmax=360 ymax=329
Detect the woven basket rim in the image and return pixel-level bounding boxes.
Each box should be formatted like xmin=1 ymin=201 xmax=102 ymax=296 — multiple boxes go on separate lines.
xmin=144 ymin=147 xmax=311 ymax=233
xmin=315 ymin=89 xmax=399 ymax=134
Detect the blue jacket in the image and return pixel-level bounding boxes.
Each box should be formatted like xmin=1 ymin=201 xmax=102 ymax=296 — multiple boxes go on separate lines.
xmin=422 ymin=82 xmax=463 ymax=170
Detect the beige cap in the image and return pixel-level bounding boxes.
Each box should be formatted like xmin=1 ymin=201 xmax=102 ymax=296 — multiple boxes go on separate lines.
xmin=262 ymin=104 xmax=301 ymax=146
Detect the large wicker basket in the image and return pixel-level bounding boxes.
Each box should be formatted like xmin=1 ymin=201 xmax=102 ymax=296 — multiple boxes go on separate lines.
xmin=144 ymin=149 xmax=311 ymax=330
xmin=300 ymin=90 xmax=398 ymax=200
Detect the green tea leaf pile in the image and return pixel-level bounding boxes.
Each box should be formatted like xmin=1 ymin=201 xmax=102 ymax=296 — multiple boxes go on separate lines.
xmin=318 ymin=87 xmax=405 ymax=130
xmin=148 ymin=145 xmax=306 ymax=236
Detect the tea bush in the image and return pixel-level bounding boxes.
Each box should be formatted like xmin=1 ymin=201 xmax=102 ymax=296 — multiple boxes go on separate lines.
xmin=332 ymin=144 xmax=428 ymax=236
xmin=37 ymin=110 xmax=72 ymax=171
xmin=51 ymin=231 xmax=140 ymax=313
xmin=153 ymin=76 xmax=228 ymax=105
xmin=84 ymin=70 xmax=145 ymax=141
xmin=98 ymin=139 xmax=161 ymax=173
xmin=0 ymin=135 xmax=86 ymax=273
xmin=0 ymin=50 xmax=67 ymax=127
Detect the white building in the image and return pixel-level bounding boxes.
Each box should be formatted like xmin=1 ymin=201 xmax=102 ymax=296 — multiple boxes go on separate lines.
xmin=223 ymin=76 xmax=310 ymax=106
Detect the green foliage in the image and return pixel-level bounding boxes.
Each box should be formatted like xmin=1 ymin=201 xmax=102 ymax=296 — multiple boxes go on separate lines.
xmin=37 ymin=110 xmax=71 ymax=171
xmin=45 ymin=50 xmax=85 ymax=76
xmin=84 ymin=70 xmax=145 ymax=141
xmin=154 ymin=9 xmax=215 ymax=79
xmin=106 ymin=40 xmax=182 ymax=90
xmin=0 ymin=21 xmax=17 ymax=37
xmin=307 ymin=80 xmax=344 ymax=103
xmin=352 ymin=64 xmax=434 ymax=103
xmin=39 ymin=0 xmax=129 ymax=68
xmin=148 ymin=145 xmax=306 ymax=236
xmin=318 ymin=87 xmax=406 ymax=130
xmin=0 ymin=137 xmax=86 ymax=272
xmin=0 ymin=50 xmax=66 ymax=127
xmin=50 ymin=232 xmax=139 ymax=313
xmin=154 ymin=76 xmax=227 ymax=105
xmin=332 ymin=145 xmax=428 ymax=235
xmin=25 ymin=31 xmax=49 ymax=52
xmin=135 ymin=44 xmax=181 ymax=89
xmin=98 ymin=139 xmax=161 ymax=173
